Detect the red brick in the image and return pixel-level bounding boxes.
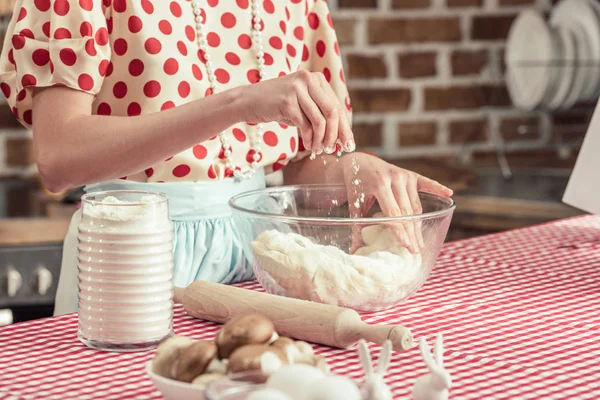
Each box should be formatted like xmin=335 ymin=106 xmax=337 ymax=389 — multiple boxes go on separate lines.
xmin=447 ymin=0 xmax=482 ymax=6
xmin=449 ymin=119 xmax=488 ymax=143
xmin=349 ymin=89 xmax=412 ymax=112
xmin=353 ymin=122 xmax=383 ymax=147
xmin=0 ymin=104 xmax=22 ymax=128
xmin=398 ymin=52 xmax=437 ymax=79
xmin=451 ymin=50 xmax=488 ymax=76
xmin=368 ymin=17 xmax=461 ymax=44
xmin=471 ymin=15 xmax=516 ymax=41
xmin=499 ymin=0 xmax=535 ymax=5
xmin=423 ymin=85 xmax=510 ymax=111
xmin=500 ymin=117 xmax=539 ymax=141
xmin=338 ymin=0 xmax=377 ymax=8
xmin=391 ymin=0 xmax=430 ymax=8
xmin=5 ymin=138 xmax=34 ymax=167
xmin=331 ymin=18 xmax=356 ymax=46
xmin=347 ymin=54 xmax=387 ymax=79
xmin=399 ymin=122 xmax=437 ymax=146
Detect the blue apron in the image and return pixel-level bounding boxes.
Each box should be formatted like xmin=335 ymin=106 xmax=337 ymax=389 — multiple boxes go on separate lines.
xmin=53 ymin=169 xmax=266 ymax=315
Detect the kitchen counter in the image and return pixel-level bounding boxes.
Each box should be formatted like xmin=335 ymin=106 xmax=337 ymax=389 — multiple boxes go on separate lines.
xmin=0 ymin=218 xmax=70 ymax=246
xmin=1 ymin=216 xmax=599 ymax=399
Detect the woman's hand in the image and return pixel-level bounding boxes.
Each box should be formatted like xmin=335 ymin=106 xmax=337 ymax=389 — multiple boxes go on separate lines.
xmin=235 ymin=70 xmax=354 ymax=154
xmin=339 ymin=153 xmax=453 ymax=253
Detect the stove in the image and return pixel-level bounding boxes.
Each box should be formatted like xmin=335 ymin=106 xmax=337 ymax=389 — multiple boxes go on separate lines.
xmin=0 ymin=244 xmax=62 ymax=324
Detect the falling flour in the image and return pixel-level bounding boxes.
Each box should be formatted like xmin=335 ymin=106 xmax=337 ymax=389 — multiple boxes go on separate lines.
xmin=251 ymin=226 xmax=422 ymax=312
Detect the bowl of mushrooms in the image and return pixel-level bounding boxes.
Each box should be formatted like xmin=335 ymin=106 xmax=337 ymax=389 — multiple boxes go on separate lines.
xmin=146 ymin=314 xmax=327 ymax=400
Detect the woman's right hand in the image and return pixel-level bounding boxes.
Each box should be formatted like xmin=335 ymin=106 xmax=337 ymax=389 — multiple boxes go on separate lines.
xmin=236 ymin=70 xmax=354 ymax=154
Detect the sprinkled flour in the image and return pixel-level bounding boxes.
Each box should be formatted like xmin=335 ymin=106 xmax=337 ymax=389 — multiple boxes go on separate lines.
xmin=83 ymin=195 xmax=162 ymax=221
xmin=251 ymin=228 xmax=422 ymax=311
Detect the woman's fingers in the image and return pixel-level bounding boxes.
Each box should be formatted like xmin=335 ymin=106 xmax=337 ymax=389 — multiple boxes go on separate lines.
xmin=315 ymin=73 xmax=354 ymax=152
xmin=417 ymin=175 xmax=453 ymax=197
xmin=307 ymin=74 xmax=339 ymax=153
xmin=407 ymin=173 xmax=424 ymax=249
xmin=346 ymin=183 xmax=368 ymax=253
xmin=296 ymin=86 xmax=325 ymax=152
xmin=391 ymin=183 xmax=420 ymax=253
xmin=376 ymin=185 xmax=417 ymax=253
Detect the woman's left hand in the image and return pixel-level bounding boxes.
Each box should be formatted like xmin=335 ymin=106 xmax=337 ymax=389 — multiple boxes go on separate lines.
xmin=339 ymin=153 xmax=453 ymax=253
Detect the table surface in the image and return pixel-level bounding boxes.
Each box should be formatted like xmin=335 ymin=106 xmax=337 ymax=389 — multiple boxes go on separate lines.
xmin=1 ymin=216 xmax=599 ymax=400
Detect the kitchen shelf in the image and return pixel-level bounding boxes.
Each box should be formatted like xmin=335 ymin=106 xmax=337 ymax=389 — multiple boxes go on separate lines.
xmin=0 ymin=1 xmax=15 ymax=16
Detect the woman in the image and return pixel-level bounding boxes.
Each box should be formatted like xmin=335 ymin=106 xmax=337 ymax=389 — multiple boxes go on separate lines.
xmin=0 ymin=0 xmax=452 ymax=315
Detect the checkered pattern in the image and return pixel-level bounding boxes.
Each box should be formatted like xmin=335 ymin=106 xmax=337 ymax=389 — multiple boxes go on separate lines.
xmin=1 ymin=216 xmax=599 ymax=400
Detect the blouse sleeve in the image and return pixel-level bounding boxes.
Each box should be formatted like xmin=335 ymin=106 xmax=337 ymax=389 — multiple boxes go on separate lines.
xmin=0 ymin=0 xmax=112 ymax=128
xmin=292 ymin=0 xmax=352 ymax=162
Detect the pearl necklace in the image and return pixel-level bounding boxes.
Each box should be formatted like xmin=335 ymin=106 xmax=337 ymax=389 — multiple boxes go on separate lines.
xmin=191 ymin=0 xmax=265 ymax=180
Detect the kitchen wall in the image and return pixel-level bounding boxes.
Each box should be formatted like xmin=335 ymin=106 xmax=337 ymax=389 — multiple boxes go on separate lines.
xmin=0 ymin=0 xmax=593 ymax=178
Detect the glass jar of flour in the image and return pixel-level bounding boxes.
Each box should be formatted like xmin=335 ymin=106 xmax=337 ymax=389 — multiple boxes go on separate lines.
xmin=77 ymin=191 xmax=174 ymax=352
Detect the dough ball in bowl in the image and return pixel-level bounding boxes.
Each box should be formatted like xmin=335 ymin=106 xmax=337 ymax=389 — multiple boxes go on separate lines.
xmin=229 ymin=185 xmax=455 ymax=312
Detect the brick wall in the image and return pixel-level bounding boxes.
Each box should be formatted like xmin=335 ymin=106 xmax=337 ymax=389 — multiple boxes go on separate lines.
xmin=331 ymin=0 xmax=593 ymax=163
xmin=0 ymin=0 xmax=593 ymax=178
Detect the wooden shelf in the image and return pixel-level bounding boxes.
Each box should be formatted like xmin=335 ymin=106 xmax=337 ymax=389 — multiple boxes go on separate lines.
xmin=0 ymin=1 xmax=15 ymax=16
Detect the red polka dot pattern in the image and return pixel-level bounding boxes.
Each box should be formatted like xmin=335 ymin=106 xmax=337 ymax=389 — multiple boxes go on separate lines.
xmin=164 ymin=58 xmax=179 ymax=75
xmin=54 ymin=28 xmax=72 ymax=39
xmin=178 ymin=81 xmax=190 ymax=98
xmin=2 ymin=0 xmax=349 ymax=180
xmin=144 ymin=38 xmax=161 ymax=54
xmin=173 ymin=164 xmax=191 ymax=178
xmin=316 ymin=40 xmax=326 ymax=57
xmin=263 ymin=131 xmax=278 ymax=147
xmin=32 ymin=49 xmax=50 ymax=66
xmin=161 ymin=101 xmax=175 ymax=110
xmin=17 ymin=8 xmax=27 ymax=22
xmin=221 ymin=13 xmax=236 ymax=29
xmin=169 ymin=2 xmax=182 ymax=17
xmin=114 ymin=38 xmax=128 ymax=56
xmin=54 ymin=0 xmax=70 ymax=16
xmin=308 ymin=13 xmax=319 ymax=30
xmin=97 ymin=102 xmax=111 ymax=115
xmin=80 ymin=22 xmax=93 ymax=37
xmin=143 ymin=80 xmax=161 ymax=98
xmin=159 ymin=20 xmax=172 ymax=35
xmin=78 ymin=74 xmax=94 ymax=91
xmin=127 ymin=102 xmax=142 ymax=116
xmin=59 ymin=48 xmax=77 ymax=66
xmin=193 ymin=145 xmax=208 ymax=159
xmin=128 ymin=16 xmax=143 ymax=33
xmin=226 ymin=52 xmax=240 ymax=65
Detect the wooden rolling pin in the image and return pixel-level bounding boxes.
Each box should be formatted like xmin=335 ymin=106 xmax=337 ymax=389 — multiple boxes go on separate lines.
xmin=174 ymin=281 xmax=413 ymax=352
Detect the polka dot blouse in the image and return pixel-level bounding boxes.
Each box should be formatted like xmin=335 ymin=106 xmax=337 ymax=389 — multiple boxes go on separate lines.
xmin=0 ymin=0 xmax=351 ymax=182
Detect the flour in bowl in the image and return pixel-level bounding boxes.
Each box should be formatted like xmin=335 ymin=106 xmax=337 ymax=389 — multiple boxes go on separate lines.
xmin=250 ymin=226 xmax=422 ymax=311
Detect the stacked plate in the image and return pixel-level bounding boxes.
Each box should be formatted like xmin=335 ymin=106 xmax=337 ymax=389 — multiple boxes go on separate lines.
xmin=506 ymin=0 xmax=600 ymax=111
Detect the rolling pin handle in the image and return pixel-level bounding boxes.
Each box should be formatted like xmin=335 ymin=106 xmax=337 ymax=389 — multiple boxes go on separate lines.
xmin=388 ymin=325 xmax=414 ymax=351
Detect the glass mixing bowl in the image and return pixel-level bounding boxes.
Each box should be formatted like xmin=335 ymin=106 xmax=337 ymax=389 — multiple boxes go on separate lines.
xmin=229 ymin=185 xmax=455 ymax=312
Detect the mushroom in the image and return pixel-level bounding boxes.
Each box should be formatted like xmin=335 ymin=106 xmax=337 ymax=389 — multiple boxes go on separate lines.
xmin=228 ymin=344 xmax=288 ymax=375
xmin=174 ymin=340 xmax=218 ymax=383
xmin=271 ymin=337 xmax=301 ymax=363
xmin=191 ymin=372 xmax=226 ymax=388
xmin=216 ymin=314 xmax=276 ymax=359
xmin=152 ymin=336 xmax=194 ymax=379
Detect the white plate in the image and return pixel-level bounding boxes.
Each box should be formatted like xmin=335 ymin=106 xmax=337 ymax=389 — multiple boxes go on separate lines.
xmin=542 ymin=28 xmax=565 ymax=106
xmin=559 ymin=25 xmax=590 ymax=109
xmin=585 ymin=0 xmax=600 ymax=97
xmin=546 ymin=27 xmax=577 ymax=109
xmin=146 ymin=361 xmax=207 ymax=400
xmin=506 ymin=10 xmax=553 ymax=110
xmin=550 ymin=0 xmax=600 ymax=101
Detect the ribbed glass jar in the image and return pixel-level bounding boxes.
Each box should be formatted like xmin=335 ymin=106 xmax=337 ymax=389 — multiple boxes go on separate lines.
xmin=77 ymin=191 xmax=174 ymax=352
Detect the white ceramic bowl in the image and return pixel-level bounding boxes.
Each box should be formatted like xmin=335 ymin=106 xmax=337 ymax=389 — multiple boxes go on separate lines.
xmin=145 ymin=361 xmax=206 ymax=400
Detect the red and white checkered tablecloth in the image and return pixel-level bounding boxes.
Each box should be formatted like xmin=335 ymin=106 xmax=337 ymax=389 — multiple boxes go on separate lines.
xmin=1 ymin=216 xmax=600 ymax=400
